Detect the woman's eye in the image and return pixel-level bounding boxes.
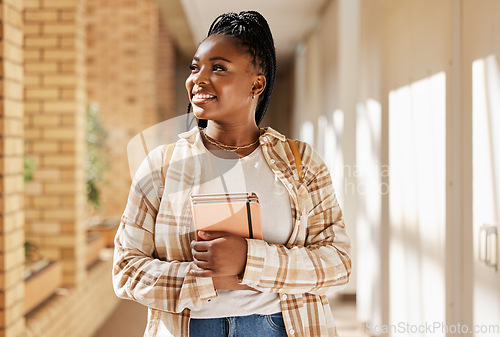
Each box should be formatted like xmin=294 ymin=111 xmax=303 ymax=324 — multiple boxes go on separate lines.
xmin=213 ymin=64 xmax=227 ymax=72
xmin=188 ymin=64 xmax=198 ymax=71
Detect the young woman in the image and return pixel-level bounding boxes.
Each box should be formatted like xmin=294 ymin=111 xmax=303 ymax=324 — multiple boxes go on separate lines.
xmin=113 ymin=11 xmax=351 ymax=337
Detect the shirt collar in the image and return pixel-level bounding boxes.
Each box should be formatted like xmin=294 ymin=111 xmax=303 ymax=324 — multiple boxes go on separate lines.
xmin=178 ymin=126 xmax=200 ymax=143
xmin=261 ymin=126 xmax=286 ymax=141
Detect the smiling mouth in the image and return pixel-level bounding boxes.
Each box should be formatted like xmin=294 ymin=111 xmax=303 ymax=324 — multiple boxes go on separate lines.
xmin=191 ymin=92 xmax=217 ymax=104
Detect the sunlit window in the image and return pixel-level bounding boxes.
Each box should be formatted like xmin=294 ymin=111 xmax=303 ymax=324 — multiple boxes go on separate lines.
xmin=388 ymin=72 xmax=446 ymax=334
xmin=472 ymin=55 xmax=500 ymax=327
xmin=299 ymin=121 xmax=315 ymax=146
xmin=356 ymin=98 xmax=382 ymax=324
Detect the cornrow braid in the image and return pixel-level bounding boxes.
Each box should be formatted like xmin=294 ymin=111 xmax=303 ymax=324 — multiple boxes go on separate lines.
xmin=195 ymin=11 xmax=277 ymax=128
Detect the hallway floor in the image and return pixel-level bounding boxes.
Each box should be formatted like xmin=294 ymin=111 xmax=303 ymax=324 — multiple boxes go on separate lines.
xmin=93 ymin=295 xmax=370 ymax=337
xmin=330 ymin=295 xmax=370 ymax=337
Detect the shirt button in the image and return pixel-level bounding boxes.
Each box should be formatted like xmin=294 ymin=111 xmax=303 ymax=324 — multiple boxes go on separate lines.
xmin=263 ymin=136 xmax=269 ymax=142
xmin=289 ymin=329 xmax=295 ymax=335
xmin=282 ymin=294 xmax=287 ymax=300
xmin=270 ymin=159 xmax=276 ymax=164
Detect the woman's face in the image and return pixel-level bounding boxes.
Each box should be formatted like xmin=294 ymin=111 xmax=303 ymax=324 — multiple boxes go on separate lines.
xmin=185 ymin=34 xmax=265 ymax=126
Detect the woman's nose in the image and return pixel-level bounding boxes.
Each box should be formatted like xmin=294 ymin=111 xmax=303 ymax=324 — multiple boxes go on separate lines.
xmin=192 ymin=68 xmax=208 ymax=85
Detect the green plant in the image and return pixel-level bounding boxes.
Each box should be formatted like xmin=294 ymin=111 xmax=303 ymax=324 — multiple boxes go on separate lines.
xmin=23 ymin=157 xmax=36 ymax=183
xmin=86 ymin=102 xmax=108 ymax=212
xmin=24 ymin=241 xmax=42 ymax=262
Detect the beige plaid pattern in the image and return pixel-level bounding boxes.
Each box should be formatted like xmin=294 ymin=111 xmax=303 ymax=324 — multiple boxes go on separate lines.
xmin=113 ymin=127 xmax=351 ymax=337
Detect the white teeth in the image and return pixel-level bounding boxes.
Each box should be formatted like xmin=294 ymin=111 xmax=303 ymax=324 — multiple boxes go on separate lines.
xmin=193 ymin=93 xmax=215 ymax=99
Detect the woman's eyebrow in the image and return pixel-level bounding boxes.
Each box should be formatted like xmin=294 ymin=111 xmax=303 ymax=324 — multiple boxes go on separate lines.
xmin=192 ymin=56 xmax=232 ymax=63
xmin=209 ymin=56 xmax=232 ymax=63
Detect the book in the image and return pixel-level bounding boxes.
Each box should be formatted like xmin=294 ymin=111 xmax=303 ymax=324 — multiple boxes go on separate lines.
xmin=190 ymin=192 xmax=263 ymax=240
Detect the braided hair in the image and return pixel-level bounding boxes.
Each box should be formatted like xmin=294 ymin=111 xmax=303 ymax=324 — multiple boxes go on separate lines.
xmin=190 ymin=11 xmax=277 ymax=128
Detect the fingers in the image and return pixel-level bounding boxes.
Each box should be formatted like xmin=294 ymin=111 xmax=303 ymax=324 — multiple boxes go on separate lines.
xmin=191 ymin=240 xmax=209 ymax=252
xmin=197 ymin=230 xmax=226 ymax=240
xmin=192 ymin=259 xmax=211 ymax=270
xmin=189 ymin=268 xmax=214 ymax=277
xmin=192 ymin=249 xmax=209 ymax=261
xmin=189 ymin=232 xmax=248 ymax=278
xmin=191 ymin=242 xmax=210 ymax=270
xmin=191 ymin=241 xmax=215 ymax=271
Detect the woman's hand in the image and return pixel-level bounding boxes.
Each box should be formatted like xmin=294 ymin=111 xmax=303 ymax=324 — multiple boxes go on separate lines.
xmin=190 ymin=231 xmax=247 ymax=278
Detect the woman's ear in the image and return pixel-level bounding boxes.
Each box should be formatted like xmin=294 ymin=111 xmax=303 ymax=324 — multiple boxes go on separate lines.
xmin=252 ymin=75 xmax=267 ymax=97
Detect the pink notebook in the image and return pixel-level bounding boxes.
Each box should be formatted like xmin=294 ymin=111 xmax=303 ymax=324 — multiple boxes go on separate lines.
xmin=190 ymin=192 xmax=263 ymax=241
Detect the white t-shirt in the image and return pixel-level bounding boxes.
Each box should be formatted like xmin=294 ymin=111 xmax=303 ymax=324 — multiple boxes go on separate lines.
xmin=190 ymin=145 xmax=294 ymax=318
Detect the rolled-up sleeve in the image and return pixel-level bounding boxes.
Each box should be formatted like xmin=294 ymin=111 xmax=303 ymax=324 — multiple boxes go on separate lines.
xmin=240 ymin=143 xmax=351 ymax=296
xmin=112 ymin=146 xmax=216 ymax=312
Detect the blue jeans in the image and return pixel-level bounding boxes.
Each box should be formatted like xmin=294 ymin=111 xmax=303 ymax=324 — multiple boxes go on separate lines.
xmin=189 ymin=313 xmax=288 ymax=337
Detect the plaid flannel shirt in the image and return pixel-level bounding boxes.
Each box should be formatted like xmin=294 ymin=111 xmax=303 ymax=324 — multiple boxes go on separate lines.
xmin=113 ymin=126 xmax=351 ymax=337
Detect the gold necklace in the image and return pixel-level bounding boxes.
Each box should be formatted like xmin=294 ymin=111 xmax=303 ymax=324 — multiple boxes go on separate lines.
xmin=201 ymin=129 xmax=261 ymax=152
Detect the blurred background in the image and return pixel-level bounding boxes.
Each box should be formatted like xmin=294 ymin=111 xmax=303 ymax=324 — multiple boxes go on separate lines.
xmin=1 ymin=0 xmax=499 ymax=336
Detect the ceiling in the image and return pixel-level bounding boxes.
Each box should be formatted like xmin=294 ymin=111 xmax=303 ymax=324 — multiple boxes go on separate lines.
xmin=159 ymin=0 xmax=330 ymax=66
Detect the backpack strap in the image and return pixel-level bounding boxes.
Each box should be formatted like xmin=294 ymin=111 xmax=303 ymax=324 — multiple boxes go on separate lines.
xmin=286 ymin=138 xmax=303 ymax=183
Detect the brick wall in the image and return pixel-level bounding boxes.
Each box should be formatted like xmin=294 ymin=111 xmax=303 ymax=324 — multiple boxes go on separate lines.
xmin=86 ymin=0 xmax=176 ymax=220
xmin=157 ymin=17 xmax=176 ymax=122
xmin=23 ymin=0 xmax=87 ymax=287
xmin=0 ymin=1 xmax=179 ymax=335
xmin=0 ymin=1 xmax=25 ymax=336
